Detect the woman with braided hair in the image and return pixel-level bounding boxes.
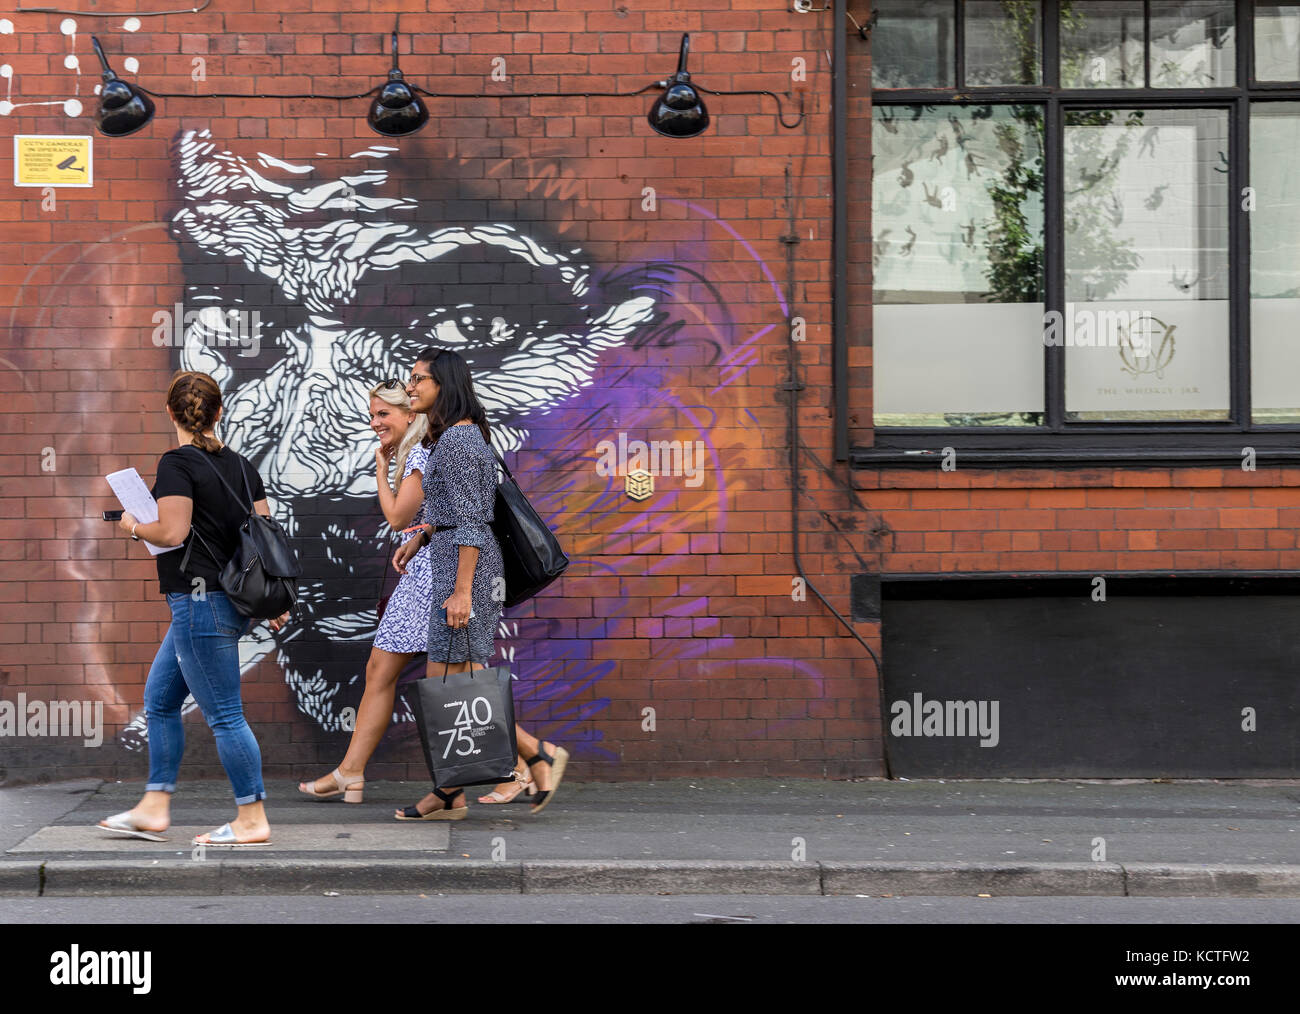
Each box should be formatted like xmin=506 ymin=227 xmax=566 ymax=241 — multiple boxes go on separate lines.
xmin=98 ymin=370 xmax=288 ymax=847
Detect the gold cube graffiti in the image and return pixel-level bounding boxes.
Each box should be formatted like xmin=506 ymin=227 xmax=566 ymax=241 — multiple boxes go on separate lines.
xmin=625 ymin=468 xmax=654 ymax=501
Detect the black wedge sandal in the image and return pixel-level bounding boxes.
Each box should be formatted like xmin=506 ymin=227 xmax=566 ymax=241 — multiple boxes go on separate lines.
xmin=526 ymin=741 xmax=570 ymax=815
xmin=394 ymin=786 xmax=468 ymax=821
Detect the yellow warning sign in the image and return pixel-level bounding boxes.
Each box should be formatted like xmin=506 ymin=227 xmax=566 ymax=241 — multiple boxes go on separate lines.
xmin=13 ymin=135 xmax=93 ymax=188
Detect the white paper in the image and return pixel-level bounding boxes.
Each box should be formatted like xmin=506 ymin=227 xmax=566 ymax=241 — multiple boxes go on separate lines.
xmin=105 ymin=468 xmax=181 ymax=556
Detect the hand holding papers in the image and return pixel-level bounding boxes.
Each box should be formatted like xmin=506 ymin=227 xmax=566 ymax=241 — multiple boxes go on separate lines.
xmin=105 ymin=468 xmax=181 ymax=556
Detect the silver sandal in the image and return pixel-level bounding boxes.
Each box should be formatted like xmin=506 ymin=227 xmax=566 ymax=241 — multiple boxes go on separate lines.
xmin=192 ymin=822 xmax=272 ymax=847
xmin=97 ymin=811 xmax=169 ymax=842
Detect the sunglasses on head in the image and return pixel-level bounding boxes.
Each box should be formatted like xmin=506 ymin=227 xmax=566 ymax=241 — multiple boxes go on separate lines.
xmin=377 ymin=378 xmax=405 ymax=390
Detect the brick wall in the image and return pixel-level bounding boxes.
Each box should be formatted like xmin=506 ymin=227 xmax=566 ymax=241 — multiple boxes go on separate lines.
xmin=859 ymin=467 xmax=1300 ymax=573
xmin=0 ymin=1 xmax=886 ymax=786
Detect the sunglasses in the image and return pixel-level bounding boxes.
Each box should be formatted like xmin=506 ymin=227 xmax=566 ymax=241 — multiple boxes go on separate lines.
xmin=377 ymin=369 xmax=437 ymax=391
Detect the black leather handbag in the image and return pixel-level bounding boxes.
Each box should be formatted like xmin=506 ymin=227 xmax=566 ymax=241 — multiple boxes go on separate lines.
xmin=488 ymin=443 xmax=568 ymax=608
xmin=179 ymin=446 xmax=303 ymax=620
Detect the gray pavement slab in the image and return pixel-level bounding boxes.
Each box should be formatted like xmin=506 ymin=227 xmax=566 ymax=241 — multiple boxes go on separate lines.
xmin=2 ymin=776 xmax=1299 ymax=898
xmin=0 ymin=779 xmax=101 ymax=853
xmin=7 ymin=822 xmax=449 ymax=854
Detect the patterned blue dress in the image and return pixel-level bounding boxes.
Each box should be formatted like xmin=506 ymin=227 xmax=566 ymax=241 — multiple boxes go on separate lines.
xmin=422 ymin=422 xmax=504 ymax=666
xmin=373 ymin=442 xmax=434 ymax=654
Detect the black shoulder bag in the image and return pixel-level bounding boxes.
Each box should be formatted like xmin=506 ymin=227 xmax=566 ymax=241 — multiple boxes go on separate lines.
xmin=178 ymin=446 xmax=303 ymax=620
xmin=487 ymin=441 xmax=569 ymax=608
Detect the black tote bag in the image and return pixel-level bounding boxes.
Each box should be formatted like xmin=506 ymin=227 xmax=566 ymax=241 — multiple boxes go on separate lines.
xmin=488 ymin=443 xmax=568 ymax=608
xmin=411 ymin=624 xmax=519 ymax=788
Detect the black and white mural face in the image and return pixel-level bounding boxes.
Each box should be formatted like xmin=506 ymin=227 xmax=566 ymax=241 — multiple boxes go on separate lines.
xmin=123 ymin=127 xmax=657 ymax=743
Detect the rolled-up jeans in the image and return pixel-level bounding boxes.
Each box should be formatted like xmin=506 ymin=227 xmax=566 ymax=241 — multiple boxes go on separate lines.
xmin=144 ymin=591 xmax=266 ymax=805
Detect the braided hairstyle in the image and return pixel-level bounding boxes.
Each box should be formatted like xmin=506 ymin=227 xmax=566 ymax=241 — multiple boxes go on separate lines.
xmin=165 ymin=370 xmax=223 ymax=452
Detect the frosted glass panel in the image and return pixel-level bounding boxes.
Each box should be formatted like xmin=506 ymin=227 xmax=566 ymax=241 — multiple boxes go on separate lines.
xmin=874 ymin=304 xmax=1046 ymax=424
xmin=1251 ymin=103 xmax=1300 ymax=423
xmin=1255 ymin=5 xmax=1300 ymax=81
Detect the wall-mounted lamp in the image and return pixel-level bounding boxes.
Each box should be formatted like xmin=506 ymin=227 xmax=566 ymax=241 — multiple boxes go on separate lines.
xmin=367 ymin=26 xmax=429 ymax=137
xmin=647 ymin=34 xmax=709 ymax=139
xmin=91 ymin=36 xmax=154 ymax=137
xmin=85 ymin=27 xmax=801 ymax=143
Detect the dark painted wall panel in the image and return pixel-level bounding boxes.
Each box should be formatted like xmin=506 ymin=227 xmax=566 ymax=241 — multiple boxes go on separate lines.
xmin=883 ymin=596 xmax=1300 ymax=777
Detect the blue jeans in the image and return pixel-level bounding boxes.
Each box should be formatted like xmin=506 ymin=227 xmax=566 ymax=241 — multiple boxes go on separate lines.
xmin=144 ymin=591 xmax=265 ymax=805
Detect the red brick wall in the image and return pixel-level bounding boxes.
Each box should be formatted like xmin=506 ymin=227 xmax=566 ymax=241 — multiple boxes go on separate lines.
xmin=858 ymin=468 xmax=1300 ymax=573
xmin=0 ymin=1 xmax=886 ymax=786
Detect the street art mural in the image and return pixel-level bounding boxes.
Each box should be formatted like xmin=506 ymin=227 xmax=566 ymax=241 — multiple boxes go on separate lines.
xmin=0 ymin=16 xmax=869 ymax=785
xmin=116 ymin=126 xmax=743 ymax=761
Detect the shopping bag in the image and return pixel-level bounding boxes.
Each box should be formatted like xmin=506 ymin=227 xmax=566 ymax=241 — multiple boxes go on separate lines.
xmin=411 ymin=623 xmax=518 ymax=788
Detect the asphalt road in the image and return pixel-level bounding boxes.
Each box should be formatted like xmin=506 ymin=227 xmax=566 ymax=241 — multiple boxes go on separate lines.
xmin=3 ymin=893 xmax=1299 ymax=923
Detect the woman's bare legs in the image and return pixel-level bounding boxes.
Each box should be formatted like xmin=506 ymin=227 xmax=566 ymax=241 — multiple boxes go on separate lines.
xmin=512 ymin=727 xmax=560 ymax=793
xmin=205 ymin=800 xmax=269 ymax=843
xmin=301 ymin=647 xmax=416 ymax=793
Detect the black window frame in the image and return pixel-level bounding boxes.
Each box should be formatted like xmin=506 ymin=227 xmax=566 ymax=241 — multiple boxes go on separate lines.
xmin=857 ymin=0 xmax=1300 ymax=468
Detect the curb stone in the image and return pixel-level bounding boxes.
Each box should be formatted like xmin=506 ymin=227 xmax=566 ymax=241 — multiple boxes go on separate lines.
xmin=820 ymin=861 xmax=1126 ymax=897
xmin=1124 ymin=863 xmax=1300 ymax=898
xmin=0 ymin=861 xmax=43 ymax=896
xmin=40 ymin=860 xmax=223 ymax=897
xmin=522 ymin=860 xmax=823 ymax=895
xmin=2 ymin=860 xmax=1299 ymax=898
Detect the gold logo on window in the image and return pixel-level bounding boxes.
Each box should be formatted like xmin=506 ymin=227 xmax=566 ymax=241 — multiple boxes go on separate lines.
xmin=1119 ymin=314 xmax=1176 ymax=378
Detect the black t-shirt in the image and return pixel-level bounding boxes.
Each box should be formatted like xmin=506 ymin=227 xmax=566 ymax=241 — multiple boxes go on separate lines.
xmin=149 ymin=445 xmax=267 ymax=595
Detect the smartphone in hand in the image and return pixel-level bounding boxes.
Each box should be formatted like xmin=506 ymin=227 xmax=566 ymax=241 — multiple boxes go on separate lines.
xmin=102 ymin=510 xmax=124 ymax=521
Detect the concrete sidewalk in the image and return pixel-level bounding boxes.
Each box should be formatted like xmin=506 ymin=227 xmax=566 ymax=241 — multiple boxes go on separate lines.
xmin=2 ymin=777 xmax=1298 ymax=897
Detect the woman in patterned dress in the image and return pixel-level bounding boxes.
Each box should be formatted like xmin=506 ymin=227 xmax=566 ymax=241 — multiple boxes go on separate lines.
xmin=391 ymin=348 xmax=569 ymax=819
xmin=297 ymin=381 xmax=432 ymax=803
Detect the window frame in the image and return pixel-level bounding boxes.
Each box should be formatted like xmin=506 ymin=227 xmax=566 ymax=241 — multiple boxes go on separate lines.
xmin=859 ymin=0 xmax=1300 ymax=465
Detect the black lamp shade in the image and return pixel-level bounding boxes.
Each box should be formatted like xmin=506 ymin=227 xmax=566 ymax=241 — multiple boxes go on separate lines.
xmin=91 ymin=37 xmax=155 ymax=138
xmin=368 ymin=71 xmax=429 ymax=136
xmin=647 ymin=33 xmax=709 ymax=138
xmin=648 ymin=82 xmax=708 ymax=138
xmin=96 ymin=77 xmax=155 ymax=137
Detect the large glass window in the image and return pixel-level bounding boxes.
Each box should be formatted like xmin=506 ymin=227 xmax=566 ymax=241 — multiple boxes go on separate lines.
xmin=873 ymin=105 xmax=1045 ymax=426
xmin=870 ymin=1 xmax=1300 ymax=440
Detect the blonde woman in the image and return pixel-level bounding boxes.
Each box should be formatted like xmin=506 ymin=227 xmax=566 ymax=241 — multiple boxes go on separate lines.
xmin=297 ymin=380 xmax=432 ymax=802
